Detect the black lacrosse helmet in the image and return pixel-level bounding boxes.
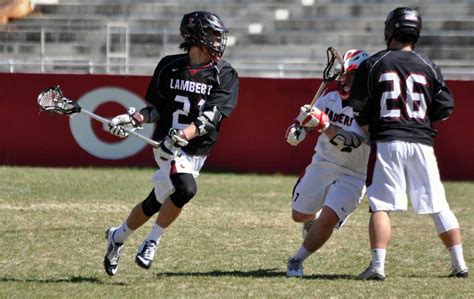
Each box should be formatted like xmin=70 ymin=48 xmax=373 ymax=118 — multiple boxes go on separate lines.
xmin=384 ymin=7 xmax=422 ymax=46
xmin=180 ymin=11 xmax=229 ymax=62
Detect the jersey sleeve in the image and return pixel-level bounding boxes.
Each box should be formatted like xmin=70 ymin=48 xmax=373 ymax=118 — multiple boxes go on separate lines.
xmin=349 ymin=113 xmax=370 ymax=142
xmin=205 ymin=66 xmax=239 ymax=117
xmin=430 ymin=65 xmax=454 ymax=122
xmin=347 ymin=60 xmax=372 ymax=126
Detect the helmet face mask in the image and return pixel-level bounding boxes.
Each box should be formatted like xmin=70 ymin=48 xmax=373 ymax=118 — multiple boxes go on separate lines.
xmin=336 ymin=49 xmax=370 ymax=100
xmin=205 ymin=29 xmax=227 ymax=60
xmin=180 ymin=11 xmax=229 ymax=62
xmin=336 ymin=71 xmax=356 ymax=100
xmin=384 ymin=7 xmax=422 ymax=46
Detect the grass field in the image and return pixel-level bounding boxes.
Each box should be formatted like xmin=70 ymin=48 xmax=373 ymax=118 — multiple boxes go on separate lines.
xmin=0 ymin=166 xmax=472 ymax=298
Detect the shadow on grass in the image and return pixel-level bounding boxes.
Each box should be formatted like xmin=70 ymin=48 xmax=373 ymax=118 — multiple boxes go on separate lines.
xmin=302 ymin=274 xmax=355 ymax=280
xmin=0 ymin=276 xmax=127 ymax=286
xmin=400 ymin=274 xmax=459 ymax=279
xmin=157 ymin=268 xmax=355 ymax=280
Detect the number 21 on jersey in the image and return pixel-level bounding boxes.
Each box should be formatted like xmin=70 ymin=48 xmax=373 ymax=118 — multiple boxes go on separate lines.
xmin=172 ymin=95 xmax=206 ymax=129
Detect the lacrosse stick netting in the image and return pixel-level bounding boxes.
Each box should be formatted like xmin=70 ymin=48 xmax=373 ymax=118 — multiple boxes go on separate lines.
xmin=309 ymin=47 xmax=345 ymax=106
xmin=38 ymin=86 xmax=81 ymax=115
xmin=323 ymin=47 xmax=344 ymax=82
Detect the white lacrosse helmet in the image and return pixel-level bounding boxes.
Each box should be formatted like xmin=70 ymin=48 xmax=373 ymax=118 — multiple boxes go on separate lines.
xmin=337 ymin=49 xmax=370 ymax=100
xmin=342 ymin=49 xmax=370 ymax=72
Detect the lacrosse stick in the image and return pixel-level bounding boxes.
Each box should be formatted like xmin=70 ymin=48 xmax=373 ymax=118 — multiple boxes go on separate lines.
xmin=37 ymin=86 xmax=160 ymax=148
xmin=309 ymin=47 xmax=344 ymax=107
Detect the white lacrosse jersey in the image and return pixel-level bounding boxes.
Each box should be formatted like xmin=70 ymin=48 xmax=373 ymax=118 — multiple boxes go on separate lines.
xmin=313 ymin=90 xmax=370 ymax=177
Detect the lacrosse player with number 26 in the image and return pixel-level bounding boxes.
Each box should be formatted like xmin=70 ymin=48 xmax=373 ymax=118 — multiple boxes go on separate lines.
xmin=350 ymin=7 xmax=468 ymax=280
xmin=285 ymin=49 xmax=371 ymax=277
xmin=103 ymin=11 xmax=238 ymax=276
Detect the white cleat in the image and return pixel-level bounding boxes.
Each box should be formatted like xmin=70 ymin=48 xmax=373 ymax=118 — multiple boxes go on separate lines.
xmin=135 ymin=240 xmax=157 ymax=269
xmin=287 ymin=257 xmax=304 ymax=277
xmin=357 ymin=263 xmax=385 ymax=281
xmin=103 ymin=227 xmax=124 ymax=276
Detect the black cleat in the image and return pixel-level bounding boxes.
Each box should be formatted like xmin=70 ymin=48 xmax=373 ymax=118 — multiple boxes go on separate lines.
xmin=450 ymin=268 xmax=469 ymax=278
xmin=357 ymin=264 xmax=385 ymax=281
xmin=135 ymin=240 xmax=157 ymax=269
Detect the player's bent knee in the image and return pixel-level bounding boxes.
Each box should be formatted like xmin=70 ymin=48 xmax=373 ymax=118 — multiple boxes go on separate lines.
xmin=170 ymin=184 xmax=196 ymax=208
xmin=291 ymin=210 xmax=313 ymax=223
xmin=141 ymin=188 xmax=162 ymax=217
xmin=430 ymin=209 xmax=459 ymax=234
xmin=170 ymin=173 xmax=197 ymax=208
xmin=318 ymin=207 xmax=339 ymax=228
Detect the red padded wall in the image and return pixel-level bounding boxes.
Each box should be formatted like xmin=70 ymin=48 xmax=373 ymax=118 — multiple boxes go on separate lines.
xmin=0 ymin=73 xmax=472 ymax=180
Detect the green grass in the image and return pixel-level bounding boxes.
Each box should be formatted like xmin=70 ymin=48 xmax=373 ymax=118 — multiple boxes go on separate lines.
xmin=0 ymin=166 xmax=472 ymax=298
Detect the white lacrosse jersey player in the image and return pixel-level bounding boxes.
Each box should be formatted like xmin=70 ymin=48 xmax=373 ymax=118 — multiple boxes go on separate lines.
xmin=291 ymin=90 xmax=370 ymax=228
xmin=313 ymin=90 xmax=370 ymax=178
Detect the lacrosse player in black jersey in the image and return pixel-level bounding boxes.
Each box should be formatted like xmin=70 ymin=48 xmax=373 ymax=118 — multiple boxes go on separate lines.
xmin=349 ymin=7 xmax=468 ymax=280
xmin=102 ymin=11 xmax=238 ymax=276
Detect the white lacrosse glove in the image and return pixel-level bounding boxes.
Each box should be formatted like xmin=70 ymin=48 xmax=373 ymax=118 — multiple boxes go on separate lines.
xmin=157 ymin=128 xmax=189 ymax=161
xmin=285 ymin=121 xmax=307 ymax=146
xmin=107 ymin=107 xmax=143 ymax=138
xmin=297 ymin=104 xmax=330 ymax=133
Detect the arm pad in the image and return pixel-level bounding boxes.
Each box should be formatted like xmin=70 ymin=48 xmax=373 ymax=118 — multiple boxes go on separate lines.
xmin=329 ymin=126 xmax=367 ymax=153
xmin=139 ymin=106 xmax=161 ymax=123
xmin=194 ymin=106 xmax=222 ymax=136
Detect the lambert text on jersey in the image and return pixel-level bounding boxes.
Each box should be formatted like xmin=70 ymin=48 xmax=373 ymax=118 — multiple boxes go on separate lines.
xmin=170 ymin=78 xmax=213 ymax=95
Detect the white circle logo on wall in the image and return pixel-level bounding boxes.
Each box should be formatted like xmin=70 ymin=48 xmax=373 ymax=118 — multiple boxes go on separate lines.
xmin=69 ymin=87 xmax=155 ymax=160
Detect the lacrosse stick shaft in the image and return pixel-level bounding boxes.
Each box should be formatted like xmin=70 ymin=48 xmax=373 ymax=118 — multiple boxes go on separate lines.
xmin=309 ymin=80 xmax=328 ymax=108
xmin=80 ymin=109 xmax=160 ymax=148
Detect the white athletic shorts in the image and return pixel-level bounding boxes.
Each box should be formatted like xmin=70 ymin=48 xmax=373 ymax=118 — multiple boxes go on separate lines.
xmin=291 ymin=159 xmax=366 ymax=229
xmin=151 ymin=148 xmax=207 ymax=204
xmin=368 ymin=141 xmax=449 ymax=214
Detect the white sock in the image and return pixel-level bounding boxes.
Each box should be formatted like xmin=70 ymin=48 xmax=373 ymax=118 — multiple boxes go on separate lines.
xmin=371 ymin=248 xmax=386 ymax=270
xmin=449 ymin=244 xmax=467 ymax=271
xmin=146 ymin=223 xmax=164 ymax=244
xmin=112 ymin=221 xmax=134 ymax=244
xmin=294 ymin=245 xmax=312 ymax=262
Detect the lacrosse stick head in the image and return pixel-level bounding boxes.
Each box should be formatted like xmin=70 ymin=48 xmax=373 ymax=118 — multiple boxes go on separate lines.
xmin=37 ymin=86 xmax=81 ymax=115
xmin=322 ymin=47 xmax=344 ymax=82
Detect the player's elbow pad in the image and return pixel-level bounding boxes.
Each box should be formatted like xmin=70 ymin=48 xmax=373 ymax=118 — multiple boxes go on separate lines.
xmin=430 ymin=108 xmax=453 ymax=122
xmin=139 ymin=106 xmax=161 ymax=123
xmin=194 ymin=106 xmax=222 ymax=136
xmin=329 ymin=128 xmax=367 ymax=153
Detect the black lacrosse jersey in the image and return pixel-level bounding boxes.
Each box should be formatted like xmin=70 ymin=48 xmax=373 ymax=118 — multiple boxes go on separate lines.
xmin=145 ymin=54 xmax=239 ymax=155
xmin=348 ymin=49 xmax=454 ymax=146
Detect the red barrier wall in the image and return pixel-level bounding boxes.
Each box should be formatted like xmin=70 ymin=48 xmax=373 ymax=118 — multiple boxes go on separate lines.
xmin=0 ymin=73 xmax=472 ymax=180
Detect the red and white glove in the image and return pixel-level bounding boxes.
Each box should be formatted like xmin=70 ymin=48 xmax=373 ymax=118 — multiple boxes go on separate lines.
xmin=297 ymin=104 xmax=330 ymax=133
xmin=285 ymin=120 xmax=307 ymax=146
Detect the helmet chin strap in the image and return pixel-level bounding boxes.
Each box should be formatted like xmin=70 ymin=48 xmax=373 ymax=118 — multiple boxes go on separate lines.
xmin=194 ymin=44 xmax=220 ymax=64
xmin=189 ymin=46 xmax=213 ymax=65
xmin=209 ymin=52 xmax=221 ymax=63
xmin=337 ymin=78 xmax=352 ymax=100
xmin=338 ymin=90 xmax=350 ymax=100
